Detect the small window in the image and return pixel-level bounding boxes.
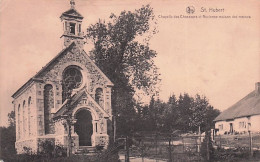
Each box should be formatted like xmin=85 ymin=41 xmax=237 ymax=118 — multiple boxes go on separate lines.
xmin=69 ymin=23 xmax=76 ymax=34
xmin=79 ymin=24 xmax=81 ymax=32
xmin=95 ymin=88 xmax=103 ymax=104
xmin=218 ymin=124 xmax=223 ymax=130
xmin=65 ymin=21 xmax=68 ymax=31
xmin=239 ymin=122 xmax=246 ymax=128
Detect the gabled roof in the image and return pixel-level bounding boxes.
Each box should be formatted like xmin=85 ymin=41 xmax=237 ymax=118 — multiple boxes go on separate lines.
xmin=81 ymin=50 xmax=114 ymax=87
xmin=12 ymin=43 xmax=75 ymax=98
xmin=53 ymin=87 xmax=110 ymax=119
xmin=214 ymin=91 xmax=260 ymax=122
xmin=61 ymin=8 xmax=83 ymax=19
xmin=12 ymin=42 xmax=113 ymax=98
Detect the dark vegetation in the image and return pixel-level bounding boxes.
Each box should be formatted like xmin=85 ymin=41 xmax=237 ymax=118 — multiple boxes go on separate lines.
xmin=86 ymin=4 xmax=160 ymax=137
xmin=0 ymin=111 xmax=16 ymax=160
xmin=134 ymin=94 xmax=220 ymax=135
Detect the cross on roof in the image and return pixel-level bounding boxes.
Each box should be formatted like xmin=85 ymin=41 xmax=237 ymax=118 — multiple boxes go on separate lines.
xmin=70 ymin=0 xmax=75 ymax=9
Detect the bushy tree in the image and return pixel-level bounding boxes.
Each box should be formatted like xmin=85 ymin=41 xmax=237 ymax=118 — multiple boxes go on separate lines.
xmin=8 ymin=110 xmax=15 ymax=127
xmin=162 ymin=94 xmax=178 ymax=132
xmin=0 ymin=111 xmax=16 ymax=159
xmin=133 ymin=93 xmax=220 ymax=134
xmin=86 ymin=5 xmax=160 ymax=137
xmin=177 ymin=93 xmax=194 ymax=132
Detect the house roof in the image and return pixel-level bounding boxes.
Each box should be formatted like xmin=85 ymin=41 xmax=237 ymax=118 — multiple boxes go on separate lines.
xmin=214 ymin=90 xmax=260 ymax=122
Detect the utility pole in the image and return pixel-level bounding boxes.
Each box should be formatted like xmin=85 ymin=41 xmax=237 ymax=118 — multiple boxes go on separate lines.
xmin=168 ymin=134 xmax=172 ymax=162
xmin=206 ymin=132 xmax=209 ymax=161
xmin=249 ymin=130 xmax=253 ymax=157
xmin=248 ymin=123 xmax=253 ymax=157
xmin=198 ymin=126 xmax=201 ymax=152
xmin=125 ymin=136 xmax=129 ymax=162
xmin=113 ymin=115 xmax=116 ymax=142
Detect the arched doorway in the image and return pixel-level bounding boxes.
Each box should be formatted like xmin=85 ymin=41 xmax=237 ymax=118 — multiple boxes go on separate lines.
xmin=74 ymin=109 xmax=93 ymax=146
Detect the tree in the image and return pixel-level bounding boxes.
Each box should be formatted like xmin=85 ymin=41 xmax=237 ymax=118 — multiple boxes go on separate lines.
xmin=86 ymin=5 xmax=160 ymax=137
xmin=0 ymin=111 xmax=16 ymax=159
xmin=204 ymin=105 xmax=220 ymax=131
xmin=166 ymin=93 xmax=220 ymax=133
xmin=8 ymin=110 xmax=15 ymax=127
xmin=162 ymin=94 xmax=178 ymax=133
xmin=189 ymin=94 xmax=209 ymax=132
xmin=177 ymin=93 xmax=194 ymax=132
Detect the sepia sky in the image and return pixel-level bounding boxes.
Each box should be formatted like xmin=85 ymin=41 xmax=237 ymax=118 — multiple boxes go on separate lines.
xmin=0 ymin=0 xmax=259 ymax=126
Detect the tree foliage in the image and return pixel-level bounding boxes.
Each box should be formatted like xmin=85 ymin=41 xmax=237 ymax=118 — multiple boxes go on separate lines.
xmin=135 ymin=93 xmax=220 ymax=134
xmin=0 ymin=111 xmax=16 ymax=159
xmin=85 ymin=4 xmax=219 ymax=136
xmin=8 ymin=110 xmax=15 ymax=127
xmin=86 ymin=4 xmax=159 ymax=94
xmin=86 ymin=5 xmax=160 ymax=136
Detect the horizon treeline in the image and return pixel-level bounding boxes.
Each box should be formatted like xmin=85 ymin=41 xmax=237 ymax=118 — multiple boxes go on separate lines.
xmin=121 ymin=93 xmax=221 ymax=135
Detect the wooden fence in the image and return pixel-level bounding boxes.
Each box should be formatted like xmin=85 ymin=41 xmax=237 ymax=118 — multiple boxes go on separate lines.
xmin=120 ymin=134 xmax=204 ymax=162
xmin=214 ymin=133 xmax=260 ymax=150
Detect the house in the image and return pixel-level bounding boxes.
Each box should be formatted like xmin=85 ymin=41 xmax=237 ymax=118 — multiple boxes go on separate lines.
xmin=12 ymin=1 xmax=113 ymax=154
xmin=214 ymin=82 xmax=260 ymax=135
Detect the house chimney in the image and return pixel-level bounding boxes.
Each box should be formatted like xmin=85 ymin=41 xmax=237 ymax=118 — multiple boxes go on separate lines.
xmin=255 ymin=82 xmax=260 ymax=95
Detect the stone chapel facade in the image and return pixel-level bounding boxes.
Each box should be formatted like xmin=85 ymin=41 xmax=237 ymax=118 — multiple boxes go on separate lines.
xmin=12 ymin=2 xmax=113 ymax=154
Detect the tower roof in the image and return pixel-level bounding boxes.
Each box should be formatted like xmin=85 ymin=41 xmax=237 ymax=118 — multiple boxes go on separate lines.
xmin=61 ymin=8 xmax=83 ymax=19
xmin=61 ymin=0 xmax=83 ymax=19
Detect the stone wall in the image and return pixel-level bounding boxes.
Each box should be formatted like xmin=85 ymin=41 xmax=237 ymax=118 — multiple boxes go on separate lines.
xmin=15 ymin=138 xmax=38 ymax=154
xmin=94 ymin=134 xmax=109 ymax=148
xmin=14 ymin=83 xmax=38 ymax=147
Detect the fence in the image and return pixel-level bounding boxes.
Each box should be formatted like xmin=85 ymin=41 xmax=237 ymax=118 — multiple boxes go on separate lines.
xmin=113 ymin=132 xmax=260 ymax=162
xmin=214 ymin=133 xmax=260 ymax=150
xmin=119 ymin=133 xmax=204 ymax=162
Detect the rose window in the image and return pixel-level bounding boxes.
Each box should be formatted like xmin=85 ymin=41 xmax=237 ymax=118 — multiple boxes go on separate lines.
xmin=63 ymin=68 xmax=82 ymax=89
xmin=62 ymin=67 xmax=83 ymax=102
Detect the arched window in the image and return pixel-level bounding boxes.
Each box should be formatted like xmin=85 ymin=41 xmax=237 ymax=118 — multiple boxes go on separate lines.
xmin=62 ymin=66 xmax=83 ymax=102
xmin=28 ymin=97 xmax=31 ymax=136
xmin=22 ymin=100 xmax=26 ymax=137
xmin=44 ymin=84 xmax=54 ymax=134
xmin=95 ymin=88 xmax=103 ymax=105
xmin=18 ymin=104 xmax=21 ymax=139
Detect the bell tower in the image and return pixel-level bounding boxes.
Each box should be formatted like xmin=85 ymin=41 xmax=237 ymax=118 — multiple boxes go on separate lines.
xmin=60 ymin=0 xmax=84 ymax=49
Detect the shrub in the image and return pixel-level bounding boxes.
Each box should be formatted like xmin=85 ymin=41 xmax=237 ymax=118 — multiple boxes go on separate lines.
xmin=54 ymin=144 xmax=67 ymax=157
xmin=95 ymin=145 xmax=104 ymax=152
xmin=38 ymin=140 xmax=67 ymax=158
xmin=97 ymin=143 xmax=120 ymax=162
xmin=38 ymin=140 xmax=55 ymax=157
xmin=0 ymin=126 xmax=16 ymax=159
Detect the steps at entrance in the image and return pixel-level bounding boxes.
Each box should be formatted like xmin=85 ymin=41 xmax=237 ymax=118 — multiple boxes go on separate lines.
xmin=75 ymin=146 xmax=97 ymax=155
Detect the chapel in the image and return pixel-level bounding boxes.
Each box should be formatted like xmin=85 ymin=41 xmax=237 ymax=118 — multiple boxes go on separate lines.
xmin=12 ymin=0 xmax=113 ymax=154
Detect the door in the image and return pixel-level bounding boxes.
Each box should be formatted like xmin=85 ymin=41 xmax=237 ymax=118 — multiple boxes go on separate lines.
xmin=74 ymin=109 xmax=93 ymax=146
